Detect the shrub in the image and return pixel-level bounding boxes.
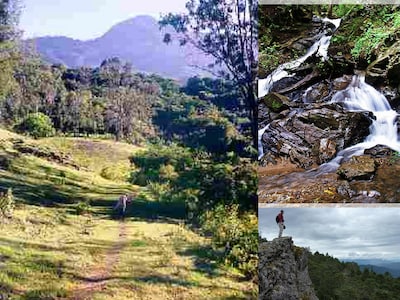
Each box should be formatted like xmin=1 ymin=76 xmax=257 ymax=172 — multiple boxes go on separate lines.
xmin=0 ymin=188 xmax=14 ymax=218
xmin=100 ymin=163 xmax=130 ymax=181
xmin=16 ymin=113 xmax=55 ymax=138
xmin=200 ymin=204 xmax=258 ymax=279
xmin=159 ymin=164 xmax=178 ymax=181
xmin=147 ymin=181 xmax=172 ymax=202
xmin=75 ymin=201 xmax=91 ymax=215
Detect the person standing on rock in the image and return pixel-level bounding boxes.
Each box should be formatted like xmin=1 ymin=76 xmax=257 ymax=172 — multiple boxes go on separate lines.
xmin=276 ymin=210 xmax=285 ymax=238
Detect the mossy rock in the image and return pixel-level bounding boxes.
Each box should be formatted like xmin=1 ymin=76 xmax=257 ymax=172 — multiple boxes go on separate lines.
xmin=261 ymin=93 xmax=291 ymax=113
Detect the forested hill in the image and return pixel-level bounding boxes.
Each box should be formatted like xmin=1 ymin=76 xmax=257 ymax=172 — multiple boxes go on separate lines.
xmin=346 ymin=259 xmax=400 ymax=278
xmin=309 ymin=252 xmax=400 ymax=299
xmin=26 ymin=15 xmax=213 ymax=82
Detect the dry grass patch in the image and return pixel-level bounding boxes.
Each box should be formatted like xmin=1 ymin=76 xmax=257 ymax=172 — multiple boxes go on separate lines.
xmin=94 ymin=221 xmax=255 ymax=300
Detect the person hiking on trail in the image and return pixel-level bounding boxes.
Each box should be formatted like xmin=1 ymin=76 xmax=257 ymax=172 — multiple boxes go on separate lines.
xmin=276 ymin=210 xmax=285 ymax=238
xmin=114 ymin=194 xmax=132 ymax=220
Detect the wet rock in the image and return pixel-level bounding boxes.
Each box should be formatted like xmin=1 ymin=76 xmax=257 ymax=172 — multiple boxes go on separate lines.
xmin=262 ymin=104 xmax=372 ymax=168
xmin=366 ymin=190 xmax=381 ymax=197
xmin=351 ymin=195 xmax=379 ymax=203
xmin=312 ymin=15 xmax=322 ymax=23
xmin=364 ymin=145 xmax=396 ymax=158
xmin=259 ymin=151 xmax=277 ymax=166
xmin=388 ymin=62 xmax=400 ymax=87
xmin=367 ymin=40 xmax=400 ymax=87
xmin=259 ymin=237 xmax=318 ymax=300
xmin=258 ymin=102 xmax=271 ymax=129
xmin=261 ymin=93 xmax=291 ymax=113
xmin=390 ymin=95 xmax=400 ymax=111
xmin=302 ymin=81 xmax=330 ymax=103
xmin=319 ymin=138 xmax=337 ymax=164
xmin=350 ymin=190 xmax=381 ymax=203
xmin=332 ymin=75 xmax=353 ymax=91
xmin=291 ymin=42 xmax=308 ymax=52
xmin=258 ymin=101 xmax=292 ymax=130
xmin=380 ymin=86 xmax=398 ymax=102
xmin=337 ymin=155 xmax=377 ymax=181
xmin=337 ymin=180 xmax=356 ymax=198
xmin=272 ymin=75 xmax=304 ymax=93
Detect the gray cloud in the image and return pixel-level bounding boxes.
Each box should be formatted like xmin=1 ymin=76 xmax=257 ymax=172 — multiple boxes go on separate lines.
xmin=259 ymin=206 xmax=400 ymax=260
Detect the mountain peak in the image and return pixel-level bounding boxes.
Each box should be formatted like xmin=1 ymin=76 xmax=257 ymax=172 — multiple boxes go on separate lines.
xmin=28 ymin=15 xmax=213 ymax=82
xmin=105 ymin=15 xmax=158 ymax=33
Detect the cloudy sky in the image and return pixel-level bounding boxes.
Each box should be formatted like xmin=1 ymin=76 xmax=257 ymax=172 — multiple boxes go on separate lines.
xmin=259 ymin=206 xmax=400 ymax=261
xmin=19 ymin=0 xmax=188 ymax=40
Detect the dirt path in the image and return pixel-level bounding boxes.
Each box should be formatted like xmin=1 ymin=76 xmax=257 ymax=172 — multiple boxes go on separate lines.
xmin=64 ymin=221 xmax=127 ymax=300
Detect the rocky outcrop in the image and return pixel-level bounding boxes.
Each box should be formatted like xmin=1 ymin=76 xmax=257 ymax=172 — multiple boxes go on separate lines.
xmin=259 ymin=237 xmax=318 ymax=300
xmin=261 ymin=104 xmax=372 ymax=168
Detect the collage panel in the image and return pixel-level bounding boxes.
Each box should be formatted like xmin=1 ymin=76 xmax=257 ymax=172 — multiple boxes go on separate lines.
xmin=258 ymin=4 xmax=400 ymax=203
xmin=0 ymin=0 xmax=258 ymax=299
xmin=258 ymin=3 xmax=400 ymax=300
xmin=258 ymin=205 xmax=400 ymax=300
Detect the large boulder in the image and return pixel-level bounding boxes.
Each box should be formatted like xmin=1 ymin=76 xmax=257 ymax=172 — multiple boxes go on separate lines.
xmin=259 ymin=237 xmax=318 ymax=300
xmin=261 ymin=93 xmax=292 ymax=113
xmin=364 ymin=145 xmax=396 ymax=158
xmin=337 ymin=155 xmax=377 ymax=181
xmin=261 ymin=104 xmax=372 ymax=168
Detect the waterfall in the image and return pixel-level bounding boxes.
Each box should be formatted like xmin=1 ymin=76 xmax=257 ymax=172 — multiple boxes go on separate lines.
xmin=332 ymin=73 xmax=400 ymax=152
xmin=258 ymin=17 xmax=341 ymax=99
xmin=318 ymin=74 xmax=400 ymax=173
xmin=258 ymin=17 xmax=341 ymax=160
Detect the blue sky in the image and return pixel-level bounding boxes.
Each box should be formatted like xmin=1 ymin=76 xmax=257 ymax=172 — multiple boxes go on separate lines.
xmin=19 ymin=0 xmax=188 ymax=40
xmin=259 ymin=206 xmax=400 ymax=261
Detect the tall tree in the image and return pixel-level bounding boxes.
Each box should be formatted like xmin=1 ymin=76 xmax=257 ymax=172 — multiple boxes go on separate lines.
xmin=0 ymin=0 xmax=20 ymax=113
xmin=160 ymin=0 xmax=258 ymax=150
xmin=0 ymin=0 xmax=20 ymax=42
xmin=105 ymin=87 xmax=153 ymax=142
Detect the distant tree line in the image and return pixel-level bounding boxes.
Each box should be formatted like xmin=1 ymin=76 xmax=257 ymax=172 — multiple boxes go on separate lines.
xmin=309 ymin=251 xmax=400 ymax=300
xmin=0 ymin=50 xmax=250 ymax=144
xmin=1 ymin=57 xmax=159 ymax=142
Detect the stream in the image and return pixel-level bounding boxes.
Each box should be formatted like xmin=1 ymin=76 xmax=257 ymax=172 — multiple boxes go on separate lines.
xmin=258 ymin=15 xmax=400 ymax=203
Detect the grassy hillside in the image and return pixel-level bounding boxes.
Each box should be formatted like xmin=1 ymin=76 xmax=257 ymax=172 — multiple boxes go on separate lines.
xmin=0 ymin=129 xmax=255 ymax=299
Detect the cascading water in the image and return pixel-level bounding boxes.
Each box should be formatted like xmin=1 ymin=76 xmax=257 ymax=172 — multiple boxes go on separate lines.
xmin=258 ymin=124 xmax=269 ymax=160
xmin=318 ymin=73 xmax=400 ymax=173
xmin=258 ymin=17 xmax=341 ymax=160
xmin=258 ymin=17 xmax=341 ymax=99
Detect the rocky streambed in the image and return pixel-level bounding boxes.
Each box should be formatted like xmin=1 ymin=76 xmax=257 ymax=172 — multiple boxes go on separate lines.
xmin=258 ymin=11 xmax=400 ymax=203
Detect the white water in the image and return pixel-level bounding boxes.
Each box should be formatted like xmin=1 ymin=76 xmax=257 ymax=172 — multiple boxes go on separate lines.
xmin=318 ymin=74 xmax=400 ymax=173
xmin=258 ymin=17 xmax=341 ymax=160
xmin=258 ymin=17 xmax=341 ymax=99
xmin=258 ymin=124 xmax=269 ymax=160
